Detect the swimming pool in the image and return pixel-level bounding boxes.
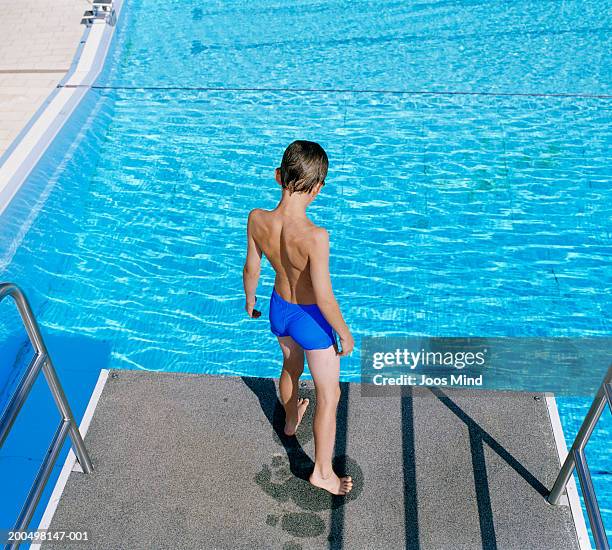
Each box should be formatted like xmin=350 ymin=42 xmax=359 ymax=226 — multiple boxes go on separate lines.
xmin=1 ymin=0 xmax=610 ymax=542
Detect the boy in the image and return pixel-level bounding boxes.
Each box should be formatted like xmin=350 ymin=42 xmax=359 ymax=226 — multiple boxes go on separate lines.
xmin=243 ymin=140 xmax=354 ymax=496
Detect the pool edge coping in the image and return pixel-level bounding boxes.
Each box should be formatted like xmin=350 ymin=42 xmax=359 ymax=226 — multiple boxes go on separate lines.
xmin=0 ymin=0 xmax=124 ymax=217
xmin=545 ymin=394 xmax=592 ymax=550
xmin=30 ymin=368 xmax=110 ymax=549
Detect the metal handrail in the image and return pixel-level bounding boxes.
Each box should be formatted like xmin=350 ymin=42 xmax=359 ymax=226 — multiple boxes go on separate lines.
xmin=0 ymin=283 xmax=93 ymax=549
xmin=548 ymin=364 xmax=612 ymax=550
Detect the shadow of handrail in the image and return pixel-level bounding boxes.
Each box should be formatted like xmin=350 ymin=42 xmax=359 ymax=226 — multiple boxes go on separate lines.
xmin=401 ymin=386 xmax=420 ymax=550
xmin=430 ymin=387 xmax=549 ymax=498
xmin=429 ymin=387 xmax=555 ymax=550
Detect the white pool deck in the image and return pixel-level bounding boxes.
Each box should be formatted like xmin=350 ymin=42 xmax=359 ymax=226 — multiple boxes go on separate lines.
xmin=0 ymin=0 xmax=85 ymax=155
xmin=0 ymin=0 xmax=122 ymax=217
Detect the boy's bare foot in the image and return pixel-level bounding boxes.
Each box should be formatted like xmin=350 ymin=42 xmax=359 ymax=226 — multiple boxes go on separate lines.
xmin=284 ymin=398 xmax=309 ymax=436
xmin=309 ymin=471 xmax=353 ymax=495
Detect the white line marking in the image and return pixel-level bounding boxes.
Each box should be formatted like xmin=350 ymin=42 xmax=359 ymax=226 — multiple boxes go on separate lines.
xmin=545 ymin=394 xmax=592 ymax=550
xmin=30 ymin=369 xmax=110 ymax=549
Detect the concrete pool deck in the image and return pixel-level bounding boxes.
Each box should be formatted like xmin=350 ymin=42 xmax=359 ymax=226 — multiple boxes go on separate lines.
xmin=39 ymin=369 xmax=588 ymax=549
xmin=0 ymin=0 xmax=85 ymax=155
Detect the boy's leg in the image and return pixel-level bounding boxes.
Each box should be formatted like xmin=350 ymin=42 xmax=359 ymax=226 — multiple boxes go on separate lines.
xmin=277 ymin=336 xmax=309 ymax=436
xmin=305 ymin=345 xmax=353 ymax=495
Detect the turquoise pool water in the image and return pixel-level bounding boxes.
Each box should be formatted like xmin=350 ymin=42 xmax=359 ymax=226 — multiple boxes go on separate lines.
xmin=1 ymin=0 xmax=610 ymax=542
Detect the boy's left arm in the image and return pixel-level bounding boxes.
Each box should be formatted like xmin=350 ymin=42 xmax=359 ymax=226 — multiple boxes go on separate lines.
xmin=243 ymin=210 xmax=262 ymax=318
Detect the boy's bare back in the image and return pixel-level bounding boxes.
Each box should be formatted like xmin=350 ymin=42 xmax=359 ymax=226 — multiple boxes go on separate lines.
xmin=243 ymin=140 xmax=352 ymax=355
xmin=248 ymin=207 xmax=325 ymax=305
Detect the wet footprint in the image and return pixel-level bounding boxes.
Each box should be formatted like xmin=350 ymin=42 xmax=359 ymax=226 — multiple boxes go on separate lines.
xmin=280 ymin=512 xmax=326 ymax=538
xmin=267 ymin=510 xmax=325 ymax=543
xmin=255 ymin=454 xmax=364 ymax=512
xmin=271 ymin=454 xmax=292 ymax=483
xmin=256 ymin=453 xmax=309 ymax=505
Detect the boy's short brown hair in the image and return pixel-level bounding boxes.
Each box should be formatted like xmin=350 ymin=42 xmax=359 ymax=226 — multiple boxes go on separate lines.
xmin=279 ymin=140 xmax=328 ymax=194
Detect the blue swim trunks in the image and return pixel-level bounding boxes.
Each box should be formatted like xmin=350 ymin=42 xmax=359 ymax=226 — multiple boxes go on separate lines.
xmin=269 ymin=289 xmax=336 ymax=350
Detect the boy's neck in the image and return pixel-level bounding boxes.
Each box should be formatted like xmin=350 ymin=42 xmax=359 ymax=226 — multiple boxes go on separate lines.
xmin=276 ymin=189 xmax=310 ymax=217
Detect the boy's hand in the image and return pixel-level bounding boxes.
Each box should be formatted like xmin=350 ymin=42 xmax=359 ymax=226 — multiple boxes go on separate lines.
xmin=245 ymin=296 xmax=261 ymax=318
xmin=337 ymin=330 xmax=354 ymax=356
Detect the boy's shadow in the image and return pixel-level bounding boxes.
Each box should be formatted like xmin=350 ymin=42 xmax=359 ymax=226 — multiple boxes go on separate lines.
xmin=241 ymin=376 xmax=362 ymax=512
xmin=242 ymin=376 xmax=314 ymax=480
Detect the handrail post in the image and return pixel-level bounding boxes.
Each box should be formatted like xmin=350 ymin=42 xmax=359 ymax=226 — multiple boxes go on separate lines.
xmin=548 ymin=364 xmax=612 ymax=550
xmin=0 ymin=283 xmax=93 ymax=474
xmin=41 ymin=355 xmax=94 ymax=473
xmin=548 ymin=364 xmax=612 ymax=505
xmin=12 ymin=420 xmax=71 ymax=536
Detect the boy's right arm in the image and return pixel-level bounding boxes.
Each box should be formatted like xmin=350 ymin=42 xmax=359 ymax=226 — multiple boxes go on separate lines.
xmin=309 ymin=228 xmax=354 ymax=356
xmin=243 ymin=209 xmax=263 ymax=318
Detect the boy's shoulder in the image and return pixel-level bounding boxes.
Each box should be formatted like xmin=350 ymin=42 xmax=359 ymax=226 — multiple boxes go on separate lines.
xmin=247 ymin=208 xmax=268 ymax=228
xmin=247 ymin=207 xmax=266 ymax=219
xmin=305 ymin=223 xmax=329 ymax=254
xmin=309 ymin=223 xmax=328 ymax=241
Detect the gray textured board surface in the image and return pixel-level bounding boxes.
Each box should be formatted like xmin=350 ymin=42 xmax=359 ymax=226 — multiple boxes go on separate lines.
xmin=45 ymin=370 xmax=579 ymax=550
